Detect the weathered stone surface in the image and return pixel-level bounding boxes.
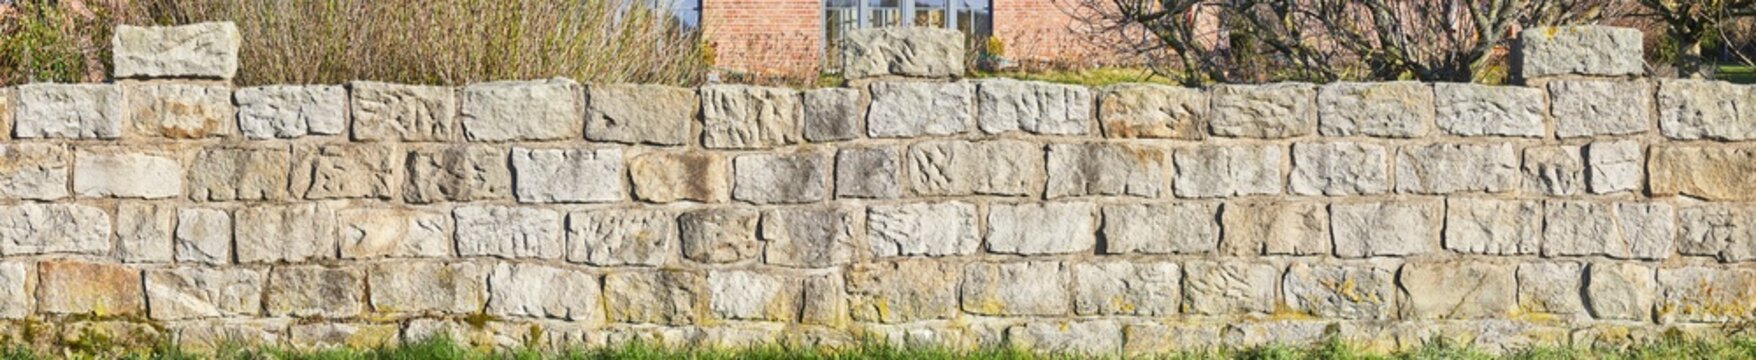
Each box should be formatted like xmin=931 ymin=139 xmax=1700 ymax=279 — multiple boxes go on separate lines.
xmin=1073 ymin=262 xmax=1179 ymax=316
xmin=0 ymin=203 xmax=110 ymax=255
xmin=165 ymin=319 xmax=289 ymax=352
xmin=604 ymin=270 xmax=708 ymax=325
xmin=112 ymin=22 xmax=239 ymax=79
xmin=1122 ymin=323 xmax=1226 ymax=354
xmin=1183 ymin=261 xmax=1279 ymax=315
xmin=839 ymin=28 xmax=965 ymax=79
xmin=460 ymin=78 xmax=581 ymax=141
xmin=987 ymin=203 xmax=1095 ymax=255
xmin=761 ymin=207 xmax=859 ymax=267
xmin=1317 ymin=81 xmax=1433 ymax=138
xmin=1282 ymin=262 xmax=1395 ymax=319
xmin=803 ymin=88 xmax=862 ymax=141
xmin=835 ymin=147 xmax=900 ymax=199
xmin=0 ymin=143 xmax=69 ymax=200
xmin=1175 ymin=144 xmax=1283 ymax=198
xmin=1550 ymin=80 xmax=1653 ymax=138
xmin=74 ymin=151 xmax=182 ymax=199
xmin=567 ymin=210 xmax=677 ymax=266
xmin=0 ymin=262 xmax=31 ymax=319
xmin=961 ymin=261 xmax=1070 ymax=316
xmin=454 ymin=206 xmax=561 ymax=260
xmin=1677 ymin=203 xmax=1756 ymax=262
xmin=1220 ymin=202 xmax=1328 ymax=256
xmin=866 ymin=202 xmax=980 ymax=257
xmin=1521 ymin=145 xmax=1585 ymax=196
xmin=701 ymin=85 xmax=801 ymax=149
xmin=1395 ymin=143 xmax=1517 ymax=194
xmin=708 ymin=271 xmax=798 ymax=322
xmin=236 ymin=85 xmax=347 ymax=139
xmin=188 ymin=147 xmax=290 ymax=201
xmin=679 ymin=208 xmax=759 ymax=264
xmin=145 ymin=268 xmax=263 ymax=320
xmin=1518 ymin=26 xmax=1644 ymax=78
xmin=1097 ymin=83 xmax=1206 ymax=139
xmin=800 ymin=274 xmax=849 ymax=326
xmin=366 ymin=261 xmax=485 ymax=315
xmin=1543 ymin=201 xmax=1673 ymax=260
xmin=1209 ymin=83 xmax=1317 ymax=139
xmin=350 ymin=81 xmax=457 ymax=141
xmin=733 ymin=151 xmax=828 ymax=204
xmin=511 ymin=148 xmax=623 ymax=203
xmin=489 ymin=263 xmax=603 ymax=321
xmin=174 ymin=208 xmax=231 ymax=265
xmin=1659 ymin=80 xmax=1756 ymax=140
xmin=124 ymin=83 xmax=233 ymax=138
xmin=292 ymin=144 xmax=400 ymax=200
xmin=13 ymin=83 xmax=123 ymax=139
xmin=1332 ymin=200 xmax=1441 ymax=257
xmin=117 ymin=203 xmax=174 ymax=263
xmin=846 ymin=260 xmax=960 ymax=323
xmin=867 ymin=82 xmax=972 ymax=137
xmin=1399 ymin=261 xmax=1516 ymax=319
xmin=976 ymin=79 xmax=1091 ymax=135
xmin=266 ymin=266 xmax=364 ymax=318
xmin=236 ymin=203 xmax=337 ymax=263
xmin=1048 ymin=142 xmax=1166 ymax=198
xmin=630 ymin=152 xmax=729 ymax=203
xmin=404 ymin=145 xmax=511 ymax=203
xmin=1006 ymin=321 xmax=1123 ymax=356
xmin=287 ymin=323 xmax=397 ymax=349
xmin=1656 ymin=266 xmax=1756 ymax=323
xmin=585 ymin=84 xmax=697 ymax=145
xmin=1290 ymin=142 xmax=1387 ymax=196
xmin=1444 ymin=199 xmax=1542 ymax=255
xmin=1651 ymin=146 xmax=1756 ymax=201
xmin=1102 ymin=203 xmax=1220 ymax=254
xmin=338 ymin=207 xmax=452 ymax=259
xmin=907 ymin=140 xmax=1041 ymax=197
xmin=1586 ymin=141 xmax=1641 ymax=194
xmin=1586 ymin=262 xmax=1654 ymax=321
xmin=1434 ymin=83 xmax=1546 ymax=137
xmin=1517 ymin=262 xmax=1586 ymax=318
xmin=38 ymin=261 xmax=144 ymax=316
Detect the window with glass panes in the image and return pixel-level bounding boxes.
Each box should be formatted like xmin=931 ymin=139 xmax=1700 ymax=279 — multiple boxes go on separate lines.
xmin=823 ymin=0 xmax=992 ymax=70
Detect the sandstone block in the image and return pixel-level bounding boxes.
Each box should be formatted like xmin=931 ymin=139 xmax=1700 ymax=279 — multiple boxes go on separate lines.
xmin=761 ymin=207 xmax=859 ymax=268
xmin=124 ymin=83 xmax=233 ymax=138
xmin=511 ymin=147 xmax=623 ymax=203
xmin=0 ymin=203 xmax=109 ymax=256
xmin=835 ymin=147 xmax=900 ymax=199
xmin=112 ymin=22 xmax=239 ymax=79
xmin=1550 ymin=80 xmax=1653 ymax=138
xmin=13 ymin=83 xmax=123 ymax=139
xmin=1543 ymin=201 xmax=1673 ymax=260
xmin=174 ymin=208 xmax=231 ymax=265
xmin=962 ymin=261 xmax=1071 ymax=316
xmin=1517 ymin=262 xmax=1586 ymax=318
xmin=1220 ymin=201 xmax=1329 ymax=256
xmin=630 ymin=152 xmax=728 ymax=203
xmin=1182 ymin=261 xmax=1279 ymax=315
xmin=839 ymin=28 xmax=964 ymax=79
xmin=1097 ymin=83 xmax=1206 ymax=139
xmin=188 ymin=147 xmax=290 ymax=201
xmin=489 ymin=263 xmax=603 ymax=321
xmin=701 ymin=85 xmax=801 ymax=149
xmin=1209 ymin=83 xmax=1316 ymax=138
xmin=292 ymin=144 xmax=401 ymax=200
xmin=567 ymin=210 xmax=677 ymax=266
xmin=1399 ymin=261 xmax=1516 ymax=319
xmin=74 ymin=151 xmax=182 ymax=199
xmin=266 ymin=266 xmax=363 ymax=318
xmin=454 ymin=206 xmax=561 ymax=260
xmin=1282 ymin=262 xmax=1395 ymax=319
xmin=1101 ymin=203 xmax=1219 ymax=254
xmin=1007 ymin=321 xmax=1123 ymax=356
xmin=1395 ymin=143 xmax=1517 ymax=194
xmin=986 ymin=202 xmax=1095 ymax=255
xmin=604 ymin=270 xmax=708 ymax=325
xmin=866 ymin=81 xmax=971 ymax=137
xmin=1518 ymin=26 xmax=1644 ymax=78
xmin=0 ymin=144 xmax=69 ymax=200
xmin=1290 ymin=142 xmax=1387 ymax=196
xmin=1586 ymin=140 xmax=1641 ymax=194
xmin=0 ymin=262 xmax=30 ymax=319
xmin=866 ymin=202 xmax=980 ymax=257
xmin=679 ymin=208 xmax=760 ymax=264
xmin=236 ymin=85 xmax=347 ymax=139
xmin=1586 ymin=262 xmax=1653 ymax=321
xmin=733 ymin=151 xmax=828 ymax=204
xmin=1317 ymin=81 xmax=1432 ymax=138
xmin=1650 ymin=146 xmax=1756 ymax=201
xmin=847 ymin=260 xmax=960 ymax=323
xmin=1047 ymin=142 xmax=1167 ymax=198
xmin=1677 ymin=204 xmax=1756 ymax=262
xmin=460 ymin=78 xmax=582 ymax=141
xmin=1659 ymin=80 xmax=1756 ymax=140
xmin=145 ymin=268 xmax=263 ymax=320
xmin=350 ymin=81 xmax=457 ymax=141
xmin=117 ymin=203 xmax=174 ymax=263
xmin=1444 ymin=199 xmax=1541 ymax=255
xmin=585 ymin=84 xmax=698 ymax=145
xmin=1656 ymin=266 xmax=1756 ymax=323
xmin=404 ymin=145 xmax=512 ymax=203
xmin=1122 ymin=323 xmax=1225 ymax=354
xmin=1174 ymin=144 xmax=1283 ymax=198
xmin=907 ymin=140 xmax=1041 ymax=197
xmin=338 ymin=207 xmax=452 ymax=259
xmin=803 ymin=88 xmax=862 ymax=141
xmin=287 ymin=323 xmax=397 ymax=349
xmin=367 ymin=261 xmax=486 ymax=315
xmin=38 ymin=261 xmax=143 ymax=316
xmin=235 ymin=203 xmax=337 ymax=263
xmin=1332 ymin=200 xmax=1442 ymax=257
xmin=1073 ymin=262 xmax=1179 ymax=316
xmin=708 ymin=270 xmax=799 ymax=322
xmin=800 ymin=274 xmax=849 ymax=326
xmin=1434 ymin=83 xmax=1546 ymax=137
xmin=1521 ymin=146 xmax=1585 ymax=196
xmin=976 ymin=79 xmax=1091 ymax=135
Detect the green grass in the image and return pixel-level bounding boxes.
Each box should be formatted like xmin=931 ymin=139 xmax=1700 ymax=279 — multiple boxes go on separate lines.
xmin=1721 ymin=65 xmax=1755 ymax=84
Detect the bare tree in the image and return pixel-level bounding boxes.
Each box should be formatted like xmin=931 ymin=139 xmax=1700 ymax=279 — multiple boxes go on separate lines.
xmin=1631 ymin=0 xmax=1755 ymax=78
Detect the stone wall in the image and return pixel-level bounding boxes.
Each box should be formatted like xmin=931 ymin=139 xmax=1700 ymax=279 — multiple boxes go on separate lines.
xmin=0 ymin=23 xmax=1754 ymax=355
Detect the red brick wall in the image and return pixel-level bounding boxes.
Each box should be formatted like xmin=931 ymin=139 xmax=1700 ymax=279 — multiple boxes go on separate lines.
xmin=992 ymin=0 xmax=1130 ymax=66
xmin=702 ymin=0 xmax=824 ymax=76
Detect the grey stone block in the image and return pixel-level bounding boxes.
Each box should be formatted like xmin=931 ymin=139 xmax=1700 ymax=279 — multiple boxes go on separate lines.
xmin=867 ymin=81 xmax=972 ymax=137
xmin=112 ymin=22 xmax=240 ymax=79
xmin=976 ymin=79 xmax=1091 ymax=135
xmin=1518 ymin=26 xmax=1644 ymax=78
xmin=839 ymin=28 xmax=965 ymax=79
xmin=1209 ymin=83 xmax=1316 ymax=139
xmin=236 ymin=85 xmax=347 ymax=139
xmin=460 ymin=78 xmax=583 ymax=141
xmin=1317 ymin=81 xmax=1432 ymax=138
xmin=733 ymin=151 xmax=829 ymax=204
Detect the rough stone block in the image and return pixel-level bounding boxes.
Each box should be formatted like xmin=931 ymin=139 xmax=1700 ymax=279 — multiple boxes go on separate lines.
xmin=866 ymin=202 xmax=980 ymax=257
xmin=0 ymin=262 xmax=30 ymax=319
xmin=235 ymin=203 xmax=337 ymax=263
xmin=350 ymin=81 xmax=457 ymax=142
xmin=461 ymin=78 xmax=582 ymax=141
xmin=511 ymin=147 xmax=623 ymax=203
xmin=1550 ymin=80 xmax=1653 ymax=138
xmin=1317 ymin=81 xmax=1432 ymax=138
xmin=292 ymin=144 xmax=401 ymax=200
xmin=174 ymin=208 xmax=231 ymax=265
xmin=1517 ymin=262 xmax=1586 ymax=318
xmin=13 ymin=83 xmax=123 ymax=139
xmin=708 ymin=270 xmax=799 ymax=322
xmin=907 ymin=140 xmax=1041 ymax=197
xmin=1676 ymin=204 xmax=1756 ymax=262
xmin=1006 ymin=321 xmax=1123 ymax=356
xmin=404 ymin=145 xmax=512 ymax=203
xmin=701 ymin=85 xmax=801 ymax=149
xmin=38 ymin=261 xmax=143 ymax=316
xmin=986 ymin=202 xmax=1095 ymax=255
xmin=761 ymin=207 xmax=859 ymax=268
xmin=1399 ymin=261 xmax=1516 ymax=319
xmin=287 ymin=323 xmax=397 ymax=349
xmin=366 ymin=261 xmax=486 ymax=315
xmin=1434 ymin=83 xmax=1546 ymax=137
xmin=800 ymin=274 xmax=849 ymax=326
xmin=1174 ymin=144 xmax=1283 ymax=198
xmin=1659 ymin=80 xmax=1756 ymax=140
xmin=236 ymin=85 xmax=347 ymax=139
xmin=976 ymin=79 xmax=1091 ymax=135
xmin=846 ymin=261 xmax=961 ymax=323
xmin=1656 ymin=266 xmax=1756 ymax=323
xmin=1586 ymin=140 xmax=1641 ymax=194
xmin=1047 ymin=142 xmax=1167 ymax=198
xmin=0 ymin=203 xmax=110 ymax=255
xmin=803 ymin=88 xmax=862 ymax=141
xmin=1097 ymin=83 xmax=1206 ymax=139
xmin=74 ymin=151 xmax=182 ymax=199
xmin=567 ymin=210 xmax=677 ymax=266
xmin=123 ymin=83 xmax=233 ymax=138
xmin=604 ymin=270 xmax=707 ymax=325
xmin=266 ymin=266 xmax=364 ymax=318
xmin=867 ymin=81 xmax=971 ymax=137
xmin=1182 ymin=261 xmax=1279 ymax=315
xmin=585 ymin=84 xmax=697 ymax=145
xmin=1220 ymin=201 xmax=1329 ymax=256
xmin=112 ymin=22 xmax=239 ymax=79
xmin=1518 ymin=26 xmax=1644 ymax=78
xmin=1121 ymin=323 xmax=1225 ymax=354
xmin=1209 ymin=83 xmax=1317 ymax=139
xmin=1650 ymin=146 xmax=1756 ymax=201
xmin=839 ymin=28 xmax=964 ymax=79
xmin=338 ymin=207 xmax=452 ymax=259
xmin=962 ymin=261 xmax=1070 ymax=316
xmin=630 ymin=152 xmax=729 ymax=203
xmin=1101 ymin=203 xmax=1219 ymax=254
xmin=0 ymin=144 xmax=69 ymax=200
xmin=1290 ymin=142 xmax=1387 ymax=196
xmin=835 ymin=147 xmax=900 ymax=199
xmin=1395 ymin=143 xmax=1517 ymax=194
xmin=454 ymin=206 xmax=561 ymax=260
xmin=117 ymin=203 xmax=174 ymax=263
xmin=1282 ymin=262 xmax=1395 ymax=319
xmin=733 ymin=151 xmax=829 ymax=204
xmin=679 ymin=208 xmax=760 ymax=264
xmin=1444 ymin=199 xmax=1542 ymax=255
xmin=145 ymin=268 xmax=263 ymax=320
xmin=1332 ymin=200 xmax=1442 ymax=258
xmin=1543 ymin=201 xmax=1673 ymax=260
xmin=1073 ymin=262 xmax=1179 ymax=316
xmin=489 ymin=263 xmax=603 ymax=321
xmin=1521 ymin=145 xmax=1585 ymax=196
xmin=188 ymin=147 xmax=290 ymax=202
xmin=1586 ymin=262 xmax=1653 ymax=321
